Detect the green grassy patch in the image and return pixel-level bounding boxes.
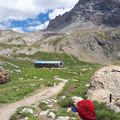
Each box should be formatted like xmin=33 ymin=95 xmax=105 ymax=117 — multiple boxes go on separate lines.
xmin=0 ymin=53 xmax=84 ymax=103
xmin=3 ymin=50 xmax=120 ymax=119
xmin=94 ymin=102 xmax=120 ymax=120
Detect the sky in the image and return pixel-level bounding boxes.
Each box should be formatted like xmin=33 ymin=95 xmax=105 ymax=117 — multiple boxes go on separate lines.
xmin=0 ymin=0 xmax=79 ymax=32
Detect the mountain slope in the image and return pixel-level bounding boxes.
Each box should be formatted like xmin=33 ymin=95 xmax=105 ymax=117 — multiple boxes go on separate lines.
xmin=47 ymin=0 xmax=120 ymax=30
xmin=0 ymin=0 xmax=120 ymax=64
xmin=0 ymin=27 xmax=120 ymax=64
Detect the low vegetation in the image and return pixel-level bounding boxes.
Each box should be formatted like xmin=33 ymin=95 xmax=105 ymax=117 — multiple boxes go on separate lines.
xmin=0 ymin=56 xmax=75 ymax=103
xmin=1 ymin=51 xmax=120 ymax=119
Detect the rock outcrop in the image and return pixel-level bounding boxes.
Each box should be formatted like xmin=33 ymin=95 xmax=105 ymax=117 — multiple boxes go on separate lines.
xmin=87 ymin=65 xmax=120 ymax=111
xmin=47 ymin=0 xmax=120 ymax=30
xmin=0 ymin=67 xmax=10 ymax=84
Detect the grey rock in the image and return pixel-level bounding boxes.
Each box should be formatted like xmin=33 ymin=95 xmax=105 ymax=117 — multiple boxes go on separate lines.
xmin=87 ymin=65 xmax=120 ymax=111
xmin=48 ymin=112 xmax=56 ymax=119
xmin=39 ymin=110 xmax=49 ymax=117
xmin=20 ymin=117 xmax=29 ymax=120
xmin=47 ymin=0 xmax=120 ymax=30
xmin=0 ymin=67 xmax=10 ymax=84
xmin=22 ymin=108 xmax=34 ymax=114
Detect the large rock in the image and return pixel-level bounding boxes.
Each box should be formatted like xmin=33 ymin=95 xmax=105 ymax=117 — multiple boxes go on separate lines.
xmin=0 ymin=67 xmax=10 ymax=84
xmin=87 ymin=65 xmax=120 ymax=104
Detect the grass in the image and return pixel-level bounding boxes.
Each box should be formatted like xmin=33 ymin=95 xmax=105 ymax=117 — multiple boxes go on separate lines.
xmin=1 ymin=51 xmax=120 ymax=119
xmin=0 ymin=42 xmax=25 ymax=49
xmin=0 ymin=53 xmax=84 ymax=103
xmin=94 ymin=102 xmax=120 ymax=120
xmin=0 ymin=43 xmax=14 ymax=48
xmin=57 ymin=64 xmax=100 ymax=105
xmin=12 ymin=51 xmax=81 ymax=66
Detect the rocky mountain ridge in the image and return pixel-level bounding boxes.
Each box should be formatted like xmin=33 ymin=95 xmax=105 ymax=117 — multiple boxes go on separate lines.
xmin=47 ymin=0 xmax=120 ymax=30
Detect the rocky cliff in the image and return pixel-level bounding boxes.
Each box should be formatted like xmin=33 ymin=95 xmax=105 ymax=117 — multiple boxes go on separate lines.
xmin=47 ymin=0 xmax=120 ymax=30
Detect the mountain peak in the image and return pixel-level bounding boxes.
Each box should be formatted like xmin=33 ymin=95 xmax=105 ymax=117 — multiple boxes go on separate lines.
xmin=47 ymin=0 xmax=120 ymax=30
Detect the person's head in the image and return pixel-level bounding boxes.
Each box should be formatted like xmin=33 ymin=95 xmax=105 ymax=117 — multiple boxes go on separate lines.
xmin=68 ymin=98 xmax=95 ymax=120
xmin=77 ymin=100 xmax=95 ymax=120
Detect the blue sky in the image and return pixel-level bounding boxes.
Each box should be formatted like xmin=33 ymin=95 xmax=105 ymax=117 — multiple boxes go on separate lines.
xmin=0 ymin=0 xmax=79 ymax=32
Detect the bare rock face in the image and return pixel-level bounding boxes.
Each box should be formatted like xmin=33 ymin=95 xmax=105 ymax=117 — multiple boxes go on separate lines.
xmin=87 ymin=66 xmax=120 ymax=105
xmin=47 ymin=0 xmax=120 ymax=30
xmin=0 ymin=67 xmax=10 ymax=84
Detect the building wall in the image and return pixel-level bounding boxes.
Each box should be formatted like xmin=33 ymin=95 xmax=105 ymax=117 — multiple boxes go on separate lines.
xmin=34 ymin=62 xmax=63 ymax=68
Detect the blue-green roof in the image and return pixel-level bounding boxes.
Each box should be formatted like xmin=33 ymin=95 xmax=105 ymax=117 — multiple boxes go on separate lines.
xmin=35 ymin=60 xmax=63 ymax=64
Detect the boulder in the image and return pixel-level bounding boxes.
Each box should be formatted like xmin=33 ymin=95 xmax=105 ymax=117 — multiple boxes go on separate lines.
xmin=39 ymin=110 xmax=49 ymax=117
xmin=87 ymin=65 xmax=120 ymax=111
xmin=87 ymin=66 xmax=120 ymax=102
xmin=22 ymin=108 xmax=34 ymax=114
xmin=0 ymin=67 xmax=10 ymax=84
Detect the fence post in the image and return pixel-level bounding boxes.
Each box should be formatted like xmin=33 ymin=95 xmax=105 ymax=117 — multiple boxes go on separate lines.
xmin=110 ymin=94 xmax=112 ymax=103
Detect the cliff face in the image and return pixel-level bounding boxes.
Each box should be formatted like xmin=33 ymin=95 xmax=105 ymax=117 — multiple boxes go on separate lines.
xmin=47 ymin=0 xmax=120 ymax=30
xmin=45 ymin=0 xmax=120 ymax=64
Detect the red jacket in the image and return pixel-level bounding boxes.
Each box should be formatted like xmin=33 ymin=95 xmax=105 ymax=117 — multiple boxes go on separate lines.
xmin=77 ymin=100 xmax=95 ymax=120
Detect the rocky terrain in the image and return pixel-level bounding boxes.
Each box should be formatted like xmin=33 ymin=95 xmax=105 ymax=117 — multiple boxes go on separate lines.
xmin=47 ymin=0 xmax=120 ymax=30
xmin=0 ymin=0 xmax=120 ymax=120
xmin=1 ymin=27 xmax=120 ymax=64
xmin=10 ymin=97 xmax=79 ymax=120
xmin=87 ymin=65 xmax=120 ymax=112
xmin=0 ymin=66 xmax=10 ymax=84
xmin=1 ymin=1 xmax=119 ymax=62
xmin=0 ymin=1 xmax=120 ymax=65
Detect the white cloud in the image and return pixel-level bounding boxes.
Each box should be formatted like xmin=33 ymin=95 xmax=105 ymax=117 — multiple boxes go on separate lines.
xmin=27 ymin=19 xmax=41 ymax=26
xmin=11 ymin=27 xmax=24 ymax=33
xmin=0 ymin=0 xmax=79 ymax=22
xmin=0 ymin=24 xmax=7 ymax=30
xmin=27 ymin=21 xmax=49 ymax=31
xmin=49 ymin=8 xmax=71 ymax=20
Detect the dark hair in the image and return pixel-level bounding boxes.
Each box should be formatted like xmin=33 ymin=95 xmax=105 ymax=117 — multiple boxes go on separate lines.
xmin=68 ymin=102 xmax=75 ymax=107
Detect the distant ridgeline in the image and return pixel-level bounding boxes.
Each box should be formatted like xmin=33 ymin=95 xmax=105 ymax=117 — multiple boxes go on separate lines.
xmin=47 ymin=0 xmax=120 ymax=30
xmin=34 ymin=60 xmax=64 ymax=68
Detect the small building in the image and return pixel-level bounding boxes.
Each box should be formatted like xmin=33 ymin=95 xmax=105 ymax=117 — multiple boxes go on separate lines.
xmin=34 ymin=60 xmax=64 ymax=68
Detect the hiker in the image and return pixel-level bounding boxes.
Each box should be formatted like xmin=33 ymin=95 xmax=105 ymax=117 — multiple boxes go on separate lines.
xmin=67 ymin=97 xmax=95 ymax=120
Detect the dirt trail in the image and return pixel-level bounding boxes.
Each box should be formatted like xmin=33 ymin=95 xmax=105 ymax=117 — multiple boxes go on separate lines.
xmin=0 ymin=80 xmax=67 ymax=120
